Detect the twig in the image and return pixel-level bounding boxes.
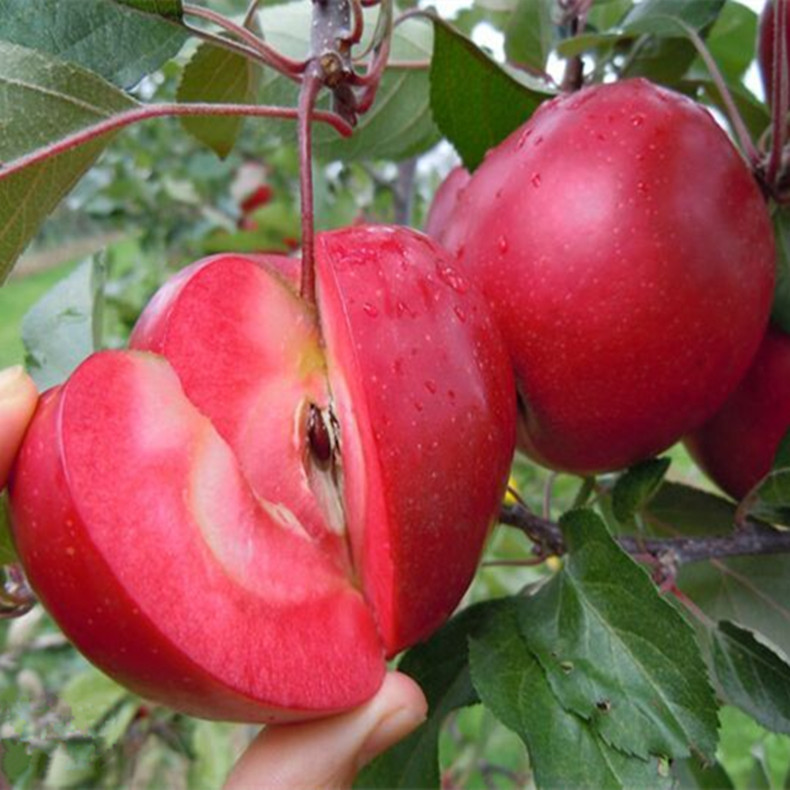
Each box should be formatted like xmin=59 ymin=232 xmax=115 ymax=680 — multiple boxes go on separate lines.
xmin=499 ymin=502 xmax=790 ymax=566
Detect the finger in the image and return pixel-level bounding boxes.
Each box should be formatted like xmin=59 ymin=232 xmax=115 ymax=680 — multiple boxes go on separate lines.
xmin=0 ymin=366 xmax=38 ymax=489
xmin=224 ymin=672 xmax=427 ymax=790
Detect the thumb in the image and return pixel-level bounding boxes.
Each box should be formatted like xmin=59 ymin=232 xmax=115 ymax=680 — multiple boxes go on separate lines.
xmin=0 ymin=366 xmax=38 ymax=489
xmin=224 ymin=672 xmax=427 ymax=790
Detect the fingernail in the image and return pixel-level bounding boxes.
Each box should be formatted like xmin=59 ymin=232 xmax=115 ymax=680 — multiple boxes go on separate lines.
xmin=356 ymin=705 xmax=427 ymax=769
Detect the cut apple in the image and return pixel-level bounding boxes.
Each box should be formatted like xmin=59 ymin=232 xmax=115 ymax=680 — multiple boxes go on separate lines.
xmin=10 ymin=225 xmax=516 ymax=721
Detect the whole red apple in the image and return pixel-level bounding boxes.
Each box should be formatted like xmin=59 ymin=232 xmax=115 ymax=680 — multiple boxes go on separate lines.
xmin=685 ymin=326 xmax=790 ymax=500
xmin=9 ymin=225 xmax=516 ymax=722
xmin=440 ymin=78 xmax=775 ymax=475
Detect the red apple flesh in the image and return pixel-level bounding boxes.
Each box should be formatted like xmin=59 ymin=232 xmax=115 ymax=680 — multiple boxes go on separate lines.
xmin=440 ymin=78 xmax=775 ymax=474
xmin=10 ymin=225 xmax=516 ymax=722
xmin=685 ymin=326 xmax=790 ymax=500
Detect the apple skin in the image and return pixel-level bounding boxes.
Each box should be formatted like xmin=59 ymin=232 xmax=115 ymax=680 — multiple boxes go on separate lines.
xmin=9 ymin=225 xmax=515 ymax=722
xmin=685 ymin=326 xmax=790 ymax=500
xmin=440 ymin=78 xmax=775 ymax=475
xmin=424 ymin=166 xmax=470 ymax=246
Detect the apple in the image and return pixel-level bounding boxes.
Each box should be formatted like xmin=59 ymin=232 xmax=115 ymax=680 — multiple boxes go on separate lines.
xmin=424 ymin=166 xmax=470 ymax=246
xmin=9 ymin=225 xmax=516 ymax=722
xmin=439 ymin=78 xmax=775 ymax=475
xmin=685 ymin=326 xmax=790 ymax=500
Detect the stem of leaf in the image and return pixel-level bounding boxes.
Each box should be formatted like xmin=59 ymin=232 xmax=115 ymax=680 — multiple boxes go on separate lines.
xmin=0 ymin=103 xmax=352 ymax=184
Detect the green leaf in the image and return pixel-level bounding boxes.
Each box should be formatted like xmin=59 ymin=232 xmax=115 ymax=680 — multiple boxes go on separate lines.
xmin=646 ymin=481 xmax=736 ymax=534
xmin=0 ymin=0 xmax=187 ymax=88
xmin=61 ymin=666 xmax=129 ymax=731
xmin=177 ymin=42 xmax=262 ymax=159
xmin=672 ymin=756 xmax=735 ymax=789
xmin=620 ymin=0 xmax=725 ymax=84
xmin=638 ymin=483 xmax=790 ymax=669
xmin=744 ymin=431 xmax=790 ymax=528
xmin=697 ymin=0 xmax=757 ymax=82
xmin=771 ymin=206 xmax=790 ymax=336
xmin=44 ymin=743 xmax=98 ymax=788
xmin=113 ymin=0 xmax=183 ymax=20
xmin=0 ymin=493 xmax=16 ymax=565
xmin=189 ymin=721 xmax=237 ymax=790
xmin=519 ymin=509 xmax=719 ymax=761
xmin=356 ymin=600 xmax=499 ymax=789
xmin=622 ymin=0 xmax=725 ymax=37
xmin=504 ymin=0 xmax=554 ymax=73
xmin=612 ymin=457 xmax=671 ymax=524
xmin=429 ymin=18 xmax=553 ymax=170
xmin=712 ymin=621 xmax=790 ymax=735
xmin=469 ymin=599 xmax=673 ymax=789
xmin=0 ymin=43 xmax=136 ymax=282
xmin=99 ymin=700 xmax=140 ymax=748
xmin=22 ymin=257 xmax=104 ymax=390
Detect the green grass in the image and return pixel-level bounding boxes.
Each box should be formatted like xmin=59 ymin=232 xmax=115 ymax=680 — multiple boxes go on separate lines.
xmin=0 ymin=263 xmax=76 ymax=369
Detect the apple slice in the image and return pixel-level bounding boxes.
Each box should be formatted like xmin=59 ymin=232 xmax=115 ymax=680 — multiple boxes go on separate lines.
xmin=10 ymin=352 xmax=383 ymax=721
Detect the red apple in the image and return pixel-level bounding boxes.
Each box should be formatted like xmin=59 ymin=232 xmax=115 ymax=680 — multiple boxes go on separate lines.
xmin=441 ymin=78 xmax=775 ymax=475
xmin=424 ymin=166 xmax=470 ymax=246
xmin=9 ymin=225 xmax=516 ymax=722
xmin=685 ymin=326 xmax=790 ymax=500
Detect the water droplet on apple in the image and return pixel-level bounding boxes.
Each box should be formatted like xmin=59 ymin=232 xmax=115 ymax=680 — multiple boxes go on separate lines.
xmin=453 ymin=305 xmax=467 ymax=322
xmin=531 ymin=173 xmax=541 ymax=189
xmin=435 ymin=262 xmax=469 ymax=294
xmin=517 ymin=128 xmax=532 ymax=148
xmin=363 ymin=302 xmax=379 ymax=317
xmin=497 ymin=236 xmax=508 ymax=253
xmin=424 ymin=379 xmax=437 ymax=394
xmin=413 ymin=400 xmax=424 ymax=412
xmin=631 ymin=113 xmax=645 ymax=127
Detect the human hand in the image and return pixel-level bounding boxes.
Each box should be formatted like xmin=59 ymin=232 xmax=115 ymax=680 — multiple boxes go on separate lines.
xmin=0 ymin=366 xmax=38 ymax=489
xmin=224 ymin=672 xmax=427 ymax=790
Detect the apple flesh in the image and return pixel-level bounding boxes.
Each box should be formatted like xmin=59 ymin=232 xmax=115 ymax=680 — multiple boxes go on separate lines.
xmin=10 ymin=225 xmax=516 ymax=722
xmin=685 ymin=326 xmax=790 ymax=500
xmin=439 ymin=78 xmax=775 ymax=474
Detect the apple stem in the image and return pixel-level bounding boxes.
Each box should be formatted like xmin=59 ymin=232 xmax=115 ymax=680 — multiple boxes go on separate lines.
xmin=0 ymin=103 xmax=352 ymax=185
xmin=298 ymin=64 xmax=324 ymax=307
